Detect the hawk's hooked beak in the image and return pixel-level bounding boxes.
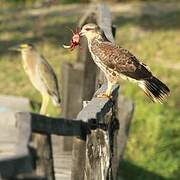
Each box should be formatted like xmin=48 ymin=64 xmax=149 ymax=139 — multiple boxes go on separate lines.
xmin=79 ymin=30 xmax=85 ymax=37
xmin=8 ymin=45 xmax=21 ymax=52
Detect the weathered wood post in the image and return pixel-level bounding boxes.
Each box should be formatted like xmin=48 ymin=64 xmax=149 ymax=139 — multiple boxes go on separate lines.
xmin=32 ymin=134 xmax=54 ymax=180
xmin=16 ymin=113 xmax=55 ymax=180
xmin=61 ymin=63 xmax=84 ymax=150
xmin=71 ymin=85 xmax=121 ymax=180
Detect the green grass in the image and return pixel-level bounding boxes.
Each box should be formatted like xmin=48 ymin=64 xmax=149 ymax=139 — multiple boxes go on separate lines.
xmin=0 ymin=4 xmax=78 ymax=115
xmin=0 ymin=2 xmax=179 ymax=179
xmin=114 ymin=2 xmax=180 ymax=179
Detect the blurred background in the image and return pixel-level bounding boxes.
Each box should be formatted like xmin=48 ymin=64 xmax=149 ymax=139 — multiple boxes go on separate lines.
xmin=0 ymin=0 xmax=179 ymax=179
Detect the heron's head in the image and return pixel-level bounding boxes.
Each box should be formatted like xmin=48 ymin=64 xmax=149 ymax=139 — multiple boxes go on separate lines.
xmin=9 ymin=43 xmax=34 ymax=53
xmin=80 ymin=23 xmax=101 ymax=41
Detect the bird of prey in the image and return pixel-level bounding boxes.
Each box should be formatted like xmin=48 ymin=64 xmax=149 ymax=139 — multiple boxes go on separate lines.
xmin=79 ymin=23 xmax=170 ymax=103
xmin=10 ymin=44 xmax=61 ymax=114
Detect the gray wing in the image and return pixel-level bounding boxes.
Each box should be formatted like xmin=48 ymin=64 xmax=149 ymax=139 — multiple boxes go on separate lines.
xmin=91 ymin=41 xmax=152 ymax=80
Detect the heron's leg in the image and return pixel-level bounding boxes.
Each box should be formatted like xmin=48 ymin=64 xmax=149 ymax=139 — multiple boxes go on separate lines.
xmin=40 ymin=94 xmax=50 ymax=115
xmin=97 ymin=80 xmax=113 ymax=98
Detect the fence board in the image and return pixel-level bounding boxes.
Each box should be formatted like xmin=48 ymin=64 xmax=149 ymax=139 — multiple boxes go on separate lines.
xmin=52 ymin=135 xmax=72 ymax=180
xmin=61 ymin=62 xmax=84 ymax=151
xmin=0 ymin=113 xmax=33 ymax=178
xmin=97 ymin=3 xmax=114 ymax=43
xmin=15 ymin=112 xmax=87 ymax=138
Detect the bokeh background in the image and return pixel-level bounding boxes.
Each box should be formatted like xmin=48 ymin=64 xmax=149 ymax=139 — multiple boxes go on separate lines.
xmin=0 ymin=0 xmax=179 ymax=179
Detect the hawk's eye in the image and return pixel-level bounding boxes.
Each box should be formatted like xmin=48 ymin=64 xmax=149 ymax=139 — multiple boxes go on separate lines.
xmin=85 ymin=28 xmax=93 ymax=31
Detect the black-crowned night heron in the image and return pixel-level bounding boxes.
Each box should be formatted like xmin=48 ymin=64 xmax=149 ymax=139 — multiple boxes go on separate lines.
xmin=10 ymin=43 xmax=61 ymax=114
xmin=79 ymin=23 xmax=170 ymax=103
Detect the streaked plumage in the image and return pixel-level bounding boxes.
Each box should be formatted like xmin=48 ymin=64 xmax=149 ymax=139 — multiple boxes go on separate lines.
xmin=38 ymin=57 xmax=60 ymax=106
xmin=80 ymin=23 xmax=170 ymax=103
xmin=11 ymin=44 xmax=60 ymax=114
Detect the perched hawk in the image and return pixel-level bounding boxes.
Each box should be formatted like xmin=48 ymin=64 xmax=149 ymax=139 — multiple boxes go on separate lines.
xmin=79 ymin=23 xmax=170 ymax=103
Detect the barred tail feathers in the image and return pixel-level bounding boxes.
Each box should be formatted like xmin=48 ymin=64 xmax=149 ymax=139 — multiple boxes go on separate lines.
xmin=138 ymin=76 xmax=170 ymax=103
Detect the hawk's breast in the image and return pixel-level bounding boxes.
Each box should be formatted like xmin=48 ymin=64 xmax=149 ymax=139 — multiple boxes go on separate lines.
xmin=89 ymin=39 xmax=152 ymax=81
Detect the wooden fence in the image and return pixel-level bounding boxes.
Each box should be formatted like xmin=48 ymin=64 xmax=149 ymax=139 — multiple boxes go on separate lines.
xmin=0 ymin=3 xmax=134 ymax=180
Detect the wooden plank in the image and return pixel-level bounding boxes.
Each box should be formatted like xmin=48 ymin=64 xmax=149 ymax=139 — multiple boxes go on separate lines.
xmin=0 ymin=112 xmax=18 ymax=127
xmin=15 ymin=112 xmax=87 ymax=138
xmin=15 ymin=113 xmax=54 ymax=179
xmin=0 ymin=95 xmax=30 ymax=112
xmin=71 ymin=138 xmax=86 ymax=180
xmin=53 ymin=151 xmax=72 ymax=179
xmin=34 ymin=134 xmax=55 ymax=180
xmin=0 ymin=127 xmax=18 ymax=157
xmin=96 ymin=3 xmax=115 ymax=43
xmin=15 ymin=113 xmax=31 ymax=155
xmin=61 ymin=63 xmax=84 ymax=119
xmin=51 ymin=135 xmax=72 ymax=180
xmin=61 ymin=62 xmax=84 ymax=151
xmin=0 ymin=155 xmax=32 ymax=178
xmin=0 ymin=113 xmax=33 ymax=178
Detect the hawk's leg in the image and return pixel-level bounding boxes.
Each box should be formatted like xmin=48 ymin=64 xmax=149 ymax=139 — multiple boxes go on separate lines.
xmin=40 ymin=94 xmax=50 ymax=115
xmin=97 ymin=81 xmax=113 ymax=99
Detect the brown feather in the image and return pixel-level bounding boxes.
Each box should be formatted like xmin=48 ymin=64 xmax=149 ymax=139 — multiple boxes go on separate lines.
xmin=90 ymin=39 xmax=170 ymax=103
xmin=90 ymin=40 xmax=152 ymax=80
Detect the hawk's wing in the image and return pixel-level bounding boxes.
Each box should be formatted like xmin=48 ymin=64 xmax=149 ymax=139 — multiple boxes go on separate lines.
xmin=91 ymin=41 xmax=152 ymax=80
xmin=39 ymin=56 xmax=60 ymax=104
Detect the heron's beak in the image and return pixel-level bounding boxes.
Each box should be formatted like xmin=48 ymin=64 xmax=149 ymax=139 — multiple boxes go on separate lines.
xmin=8 ymin=45 xmax=21 ymax=51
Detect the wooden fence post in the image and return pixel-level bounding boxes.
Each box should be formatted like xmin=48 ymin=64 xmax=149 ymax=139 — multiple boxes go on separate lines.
xmin=61 ymin=63 xmax=84 ymax=151
xmin=16 ymin=112 xmax=55 ymax=180
xmin=33 ymin=134 xmax=54 ymax=180
xmin=71 ymin=85 xmax=121 ymax=180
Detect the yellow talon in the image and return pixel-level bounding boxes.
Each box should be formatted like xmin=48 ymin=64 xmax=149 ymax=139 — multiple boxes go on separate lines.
xmin=96 ymin=93 xmax=112 ymax=99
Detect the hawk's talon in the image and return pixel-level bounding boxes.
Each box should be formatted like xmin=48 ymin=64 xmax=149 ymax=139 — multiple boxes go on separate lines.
xmin=96 ymin=93 xmax=112 ymax=99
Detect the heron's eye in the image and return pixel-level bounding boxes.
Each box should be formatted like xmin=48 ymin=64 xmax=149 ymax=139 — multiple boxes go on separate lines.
xmin=85 ymin=28 xmax=93 ymax=31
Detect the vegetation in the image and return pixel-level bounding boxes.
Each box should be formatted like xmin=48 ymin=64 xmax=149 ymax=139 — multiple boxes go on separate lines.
xmin=114 ymin=2 xmax=180 ymax=179
xmin=0 ymin=1 xmax=179 ymax=179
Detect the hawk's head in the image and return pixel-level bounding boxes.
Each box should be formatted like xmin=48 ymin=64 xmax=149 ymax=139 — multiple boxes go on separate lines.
xmin=80 ymin=23 xmax=101 ymax=41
